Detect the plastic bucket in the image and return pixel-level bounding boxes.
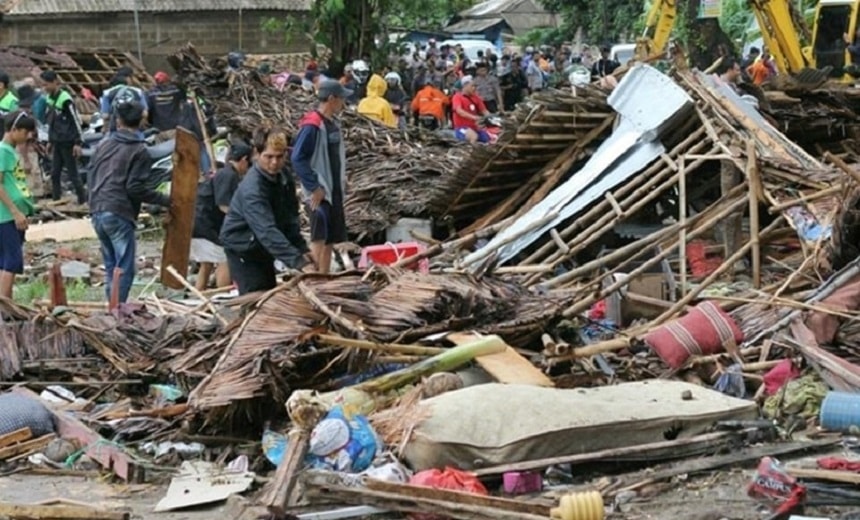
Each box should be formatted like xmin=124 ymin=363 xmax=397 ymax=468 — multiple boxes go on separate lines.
xmin=820 ymin=391 xmax=860 ymax=432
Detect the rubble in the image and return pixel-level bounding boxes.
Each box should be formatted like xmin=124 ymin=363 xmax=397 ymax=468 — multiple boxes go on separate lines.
xmin=9 ymin=43 xmax=860 ymax=518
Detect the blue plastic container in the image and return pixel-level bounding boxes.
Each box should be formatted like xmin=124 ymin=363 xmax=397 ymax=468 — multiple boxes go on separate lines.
xmin=820 ymin=391 xmax=860 ymax=432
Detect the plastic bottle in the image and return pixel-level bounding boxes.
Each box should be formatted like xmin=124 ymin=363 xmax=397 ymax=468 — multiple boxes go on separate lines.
xmin=550 ymin=490 xmax=605 ymax=520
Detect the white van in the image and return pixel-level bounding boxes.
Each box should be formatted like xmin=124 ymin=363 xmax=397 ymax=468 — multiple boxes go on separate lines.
xmin=611 ymin=43 xmax=636 ymax=65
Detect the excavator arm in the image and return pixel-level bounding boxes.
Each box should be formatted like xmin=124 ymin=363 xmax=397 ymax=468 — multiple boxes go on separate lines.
xmin=635 ymin=0 xmax=677 ymax=61
xmin=747 ymin=0 xmax=809 ymax=74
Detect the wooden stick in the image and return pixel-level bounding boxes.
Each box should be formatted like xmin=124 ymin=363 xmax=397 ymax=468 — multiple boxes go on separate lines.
xmin=191 ymin=97 xmax=217 ymax=174
xmin=825 ymin=151 xmax=860 ymax=186
xmin=679 ymin=156 xmax=688 ymax=297
xmin=708 ymin=294 xmax=860 ymax=321
xmin=298 ymin=281 xmax=366 ymax=338
xmin=165 ymin=265 xmax=228 ymax=326
xmin=260 ymin=428 xmax=311 ymax=512
xmin=315 ymin=334 xmax=445 ymax=356
xmin=746 ymin=141 xmax=762 ymax=288
xmin=0 ymin=428 xmax=32 ymax=449
xmin=767 ymin=184 xmax=842 ymax=213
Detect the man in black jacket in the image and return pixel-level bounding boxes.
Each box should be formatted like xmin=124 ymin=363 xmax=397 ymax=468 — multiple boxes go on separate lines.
xmin=190 ymin=141 xmax=252 ymax=291
xmin=40 ymin=70 xmax=86 ymax=204
xmin=89 ymin=99 xmax=171 ymax=304
xmin=146 ymin=71 xmax=185 ymax=133
xmin=220 ymin=127 xmax=309 ymax=294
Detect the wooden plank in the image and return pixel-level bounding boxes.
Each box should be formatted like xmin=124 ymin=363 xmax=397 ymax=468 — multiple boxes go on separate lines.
xmin=0 ymin=502 xmax=128 ymax=520
xmin=303 ymin=471 xmax=548 ymax=520
xmin=447 ymin=333 xmax=553 ymax=387
xmin=160 ymin=127 xmax=200 ymax=290
xmin=0 ymin=434 xmax=55 ymax=461
xmin=787 ymin=467 xmax=860 ymax=485
xmin=26 ymin=219 xmax=97 ymax=243
xmin=0 ymin=428 xmax=32 ymax=448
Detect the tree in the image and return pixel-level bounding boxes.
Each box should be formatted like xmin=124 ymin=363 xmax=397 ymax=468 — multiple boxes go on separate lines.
xmin=266 ymin=0 xmax=478 ymax=76
xmin=537 ymin=0 xmax=646 ymax=45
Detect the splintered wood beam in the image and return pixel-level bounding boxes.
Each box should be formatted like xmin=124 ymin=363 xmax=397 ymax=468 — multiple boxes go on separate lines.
xmin=161 ymin=127 xmax=200 ymax=290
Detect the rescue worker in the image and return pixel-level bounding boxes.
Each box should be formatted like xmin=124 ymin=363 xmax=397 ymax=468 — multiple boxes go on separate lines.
xmin=220 ymin=127 xmax=309 ymax=294
xmin=146 ymin=71 xmax=185 ymax=133
xmin=357 ymin=74 xmax=397 ymax=128
xmin=292 ymin=80 xmax=351 ymax=274
xmin=340 ymin=64 xmax=359 ymax=105
xmin=40 ymin=71 xmax=86 ymax=204
xmin=411 ymin=77 xmax=448 ymax=130
xmin=191 ymin=141 xmax=252 ymax=291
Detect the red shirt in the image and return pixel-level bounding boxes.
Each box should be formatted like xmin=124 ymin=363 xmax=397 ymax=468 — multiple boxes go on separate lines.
xmin=452 ymin=92 xmax=486 ymax=131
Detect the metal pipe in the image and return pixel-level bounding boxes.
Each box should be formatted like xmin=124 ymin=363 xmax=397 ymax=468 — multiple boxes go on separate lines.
xmin=133 ymin=0 xmax=143 ymax=63
xmin=238 ymin=6 xmax=243 ymax=50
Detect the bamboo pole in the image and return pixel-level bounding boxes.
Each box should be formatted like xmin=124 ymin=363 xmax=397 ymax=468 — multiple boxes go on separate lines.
xmin=825 ymin=151 xmax=860 ymax=186
xmin=647 ymin=217 xmax=784 ymax=329
xmin=518 ymin=131 xmax=711 ymax=269
xmin=747 ymin=141 xmax=762 ymax=288
xmin=679 ymin=157 xmax=688 ymax=297
xmin=560 ymin=195 xmax=750 ymax=318
xmin=166 ymin=265 xmax=229 ymax=326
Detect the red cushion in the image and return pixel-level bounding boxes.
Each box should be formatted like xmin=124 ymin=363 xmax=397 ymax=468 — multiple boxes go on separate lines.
xmin=644 ymin=301 xmax=744 ymax=369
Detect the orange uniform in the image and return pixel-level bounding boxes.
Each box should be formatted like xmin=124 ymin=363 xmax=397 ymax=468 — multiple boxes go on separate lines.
xmin=411 ymin=84 xmax=449 ymax=122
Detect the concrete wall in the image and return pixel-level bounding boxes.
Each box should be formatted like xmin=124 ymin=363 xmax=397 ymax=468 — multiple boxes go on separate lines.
xmin=0 ymin=10 xmax=310 ymax=71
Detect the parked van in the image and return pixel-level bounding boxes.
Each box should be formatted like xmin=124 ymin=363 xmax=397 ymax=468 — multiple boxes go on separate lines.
xmin=611 ymin=43 xmax=636 ymax=65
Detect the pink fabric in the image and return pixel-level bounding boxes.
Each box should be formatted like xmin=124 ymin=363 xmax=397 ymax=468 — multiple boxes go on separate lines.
xmin=806 ymin=276 xmax=860 ymax=344
xmin=763 ymin=359 xmax=801 ymax=396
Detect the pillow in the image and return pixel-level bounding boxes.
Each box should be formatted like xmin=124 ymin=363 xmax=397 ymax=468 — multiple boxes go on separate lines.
xmin=644 ymin=301 xmax=744 ymax=369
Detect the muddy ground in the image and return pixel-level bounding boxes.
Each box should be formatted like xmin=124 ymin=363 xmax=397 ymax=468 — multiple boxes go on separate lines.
xmin=2 ymin=450 xmax=858 ymax=519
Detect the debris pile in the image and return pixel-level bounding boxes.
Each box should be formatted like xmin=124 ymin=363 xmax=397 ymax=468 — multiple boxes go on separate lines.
xmin=9 ymin=45 xmax=860 ymax=519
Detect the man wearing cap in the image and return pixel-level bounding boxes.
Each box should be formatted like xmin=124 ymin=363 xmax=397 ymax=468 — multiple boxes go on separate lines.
xmin=451 ymin=75 xmax=490 ymax=144
xmin=146 ymin=71 xmax=185 ymax=133
xmin=89 ymin=99 xmax=171 ymax=304
xmin=340 ymin=64 xmax=359 ymax=105
xmin=41 ymin=70 xmax=87 ymax=204
xmin=221 ymin=127 xmax=309 ymax=294
xmin=291 ymin=79 xmax=350 ymax=274
xmin=190 ymin=141 xmax=252 ymax=291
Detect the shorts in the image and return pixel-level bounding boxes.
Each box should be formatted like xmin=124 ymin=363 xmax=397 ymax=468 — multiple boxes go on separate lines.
xmin=0 ymin=221 xmax=25 ymax=274
xmin=189 ymin=238 xmax=227 ymax=264
xmin=454 ymin=128 xmax=490 ymax=144
xmin=308 ymin=201 xmax=348 ymax=245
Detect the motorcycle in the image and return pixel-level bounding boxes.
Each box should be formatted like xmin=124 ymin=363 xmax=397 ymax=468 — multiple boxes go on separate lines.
xmin=479 ymin=114 xmax=503 ymax=144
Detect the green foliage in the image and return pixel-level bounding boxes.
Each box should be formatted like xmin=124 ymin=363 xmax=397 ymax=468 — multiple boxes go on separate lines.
xmin=538 ymin=0 xmax=646 ymax=44
xmin=514 ymin=27 xmax=567 ymax=48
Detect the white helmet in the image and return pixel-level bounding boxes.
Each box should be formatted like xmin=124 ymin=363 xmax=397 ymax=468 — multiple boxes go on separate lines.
xmin=351 ymin=59 xmax=370 ymax=84
xmin=384 ymin=71 xmax=401 ymax=85
xmin=568 ymin=67 xmax=591 ymax=87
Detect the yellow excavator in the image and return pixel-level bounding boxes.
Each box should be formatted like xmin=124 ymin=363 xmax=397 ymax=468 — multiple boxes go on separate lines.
xmin=635 ymin=0 xmax=860 ymax=84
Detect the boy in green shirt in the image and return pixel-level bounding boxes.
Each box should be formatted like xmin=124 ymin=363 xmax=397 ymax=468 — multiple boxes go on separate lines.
xmin=0 ymin=110 xmax=35 ymax=298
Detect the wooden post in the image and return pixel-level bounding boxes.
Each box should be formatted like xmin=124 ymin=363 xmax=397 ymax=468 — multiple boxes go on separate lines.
xmin=49 ymin=263 xmax=67 ymax=308
xmin=161 ymin=127 xmax=200 ymax=290
xmin=109 ymin=268 xmax=122 ymax=311
xmin=679 ymin=157 xmax=687 ymax=297
xmin=747 ymin=141 xmax=762 ymax=288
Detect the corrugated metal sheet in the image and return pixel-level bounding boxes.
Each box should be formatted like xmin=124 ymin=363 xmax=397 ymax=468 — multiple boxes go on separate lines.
xmin=445 ymin=17 xmax=508 ymax=34
xmin=463 ymin=65 xmax=694 ymax=267
xmin=8 ymin=0 xmax=310 ymax=16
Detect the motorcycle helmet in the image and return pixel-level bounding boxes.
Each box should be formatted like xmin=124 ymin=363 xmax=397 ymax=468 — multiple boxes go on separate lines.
xmin=568 ymin=67 xmax=591 ymax=87
xmin=227 ymin=51 xmax=246 ymax=70
xmin=384 ymin=71 xmax=401 ymax=86
xmin=351 ymin=60 xmax=370 ymax=85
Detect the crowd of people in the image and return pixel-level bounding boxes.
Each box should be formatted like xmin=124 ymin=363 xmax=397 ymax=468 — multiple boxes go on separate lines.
xmin=253 ymin=40 xmax=621 ymax=143
xmin=0 ymin=61 xmax=357 ymax=304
